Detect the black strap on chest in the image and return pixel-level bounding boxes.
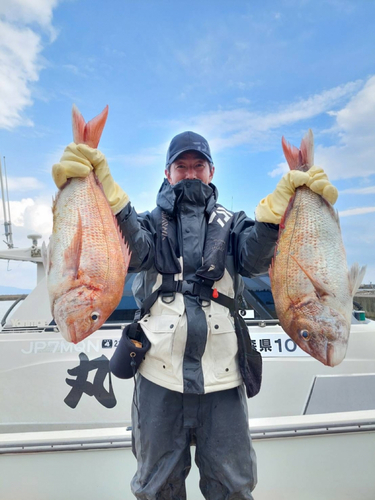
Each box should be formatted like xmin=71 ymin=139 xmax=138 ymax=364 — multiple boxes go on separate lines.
xmin=134 ymin=274 xmax=217 ymax=320
xmin=133 ymin=273 xmax=262 ymax=399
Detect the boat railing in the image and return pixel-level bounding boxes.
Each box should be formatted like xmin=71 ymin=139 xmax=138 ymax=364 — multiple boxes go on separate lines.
xmin=0 ymin=294 xmax=27 ymax=328
xmin=1 ymin=410 xmax=375 ymax=455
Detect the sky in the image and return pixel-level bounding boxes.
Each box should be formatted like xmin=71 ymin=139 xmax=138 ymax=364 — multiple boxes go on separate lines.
xmin=0 ymin=0 xmax=375 ymax=291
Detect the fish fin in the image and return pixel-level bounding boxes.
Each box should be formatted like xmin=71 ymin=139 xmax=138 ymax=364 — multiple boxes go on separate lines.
xmin=269 ymin=257 xmax=274 ymax=282
xmin=63 ymin=211 xmax=83 ymax=279
xmin=334 ymin=209 xmax=341 ymax=229
xmin=290 ymin=254 xmax=335 ymax=299
xmin=41 ymin=241 xmax=49 ymax=273
xmin=280 ymin=193 xmax=296 ymax=228
xmin=121 ymin=241 xmax=132 ymax=273
xmin=282 ymin=129 xmax=314 ymax=171
xmin=52 ymin=192 xmax=59 ymax=215
xmin=72 ymin=104 xmax=109 ymax=149
xmin=348 ymin=263 xmax=367 ymax=296
xmin=43 ymin=238 xmax=54 ymax=275
xmin=112 ymin=212 xmax=132 ymax=271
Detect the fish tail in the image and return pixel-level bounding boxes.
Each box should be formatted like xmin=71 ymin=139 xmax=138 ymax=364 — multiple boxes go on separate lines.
xmin=282 ymin=129 xmax=314 ymax=171
xmin=349 ymin=263 xmax=367 ymax=296
xmin=72 ymin=104 xmax=109 ymax=149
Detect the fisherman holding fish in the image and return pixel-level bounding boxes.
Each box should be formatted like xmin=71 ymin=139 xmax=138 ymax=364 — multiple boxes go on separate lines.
xmin=52 ymin=129 xmax=338 ymax=499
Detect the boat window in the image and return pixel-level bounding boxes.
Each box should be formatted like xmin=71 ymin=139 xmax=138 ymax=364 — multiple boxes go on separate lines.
xmin=242 ymin=276 xmax=277 ymax=320
xmin=250 ymin=290 xmax=277 ymax=318
xmin=106 ymin=274 xmax=138 ymax=322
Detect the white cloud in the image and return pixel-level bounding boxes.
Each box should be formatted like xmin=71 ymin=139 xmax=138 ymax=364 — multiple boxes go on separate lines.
xmin=0 ymin=196 xmax=52 ymax=239
xmin=23 ymin=198 xmax=53 ymax=237
xmin=339 ymin=206 xmax=375 ymax=217
xmin=0 ymin=192 xmax=53 ymax=290
xmin=0 ymin=0 xmax=59 ymax=29
xmin=314 ymin=76 xmax=375 ymax=180
xmin=177 ymin=79 xmax=362 ymax=152
xmin=0 ymin=21 xmax=40 ymax=128
xmin=0 ymin=0 xmax=60 ymax=129
xmin=176 ymin=75 xmax=375 ymax=183
xmin=268 ymin=161 xmax=289 ymax=178
xmin=340 ymin=186 xmax=375 ymax=195
xmin=7 ymin=177 xmax=45 ymax=192
xmin=0 ymin=198 xmax=34 ymax=226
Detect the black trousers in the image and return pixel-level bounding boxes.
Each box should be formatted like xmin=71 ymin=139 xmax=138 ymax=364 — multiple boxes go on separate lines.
xmin=131 ymin=375 xmax=257 ymax=500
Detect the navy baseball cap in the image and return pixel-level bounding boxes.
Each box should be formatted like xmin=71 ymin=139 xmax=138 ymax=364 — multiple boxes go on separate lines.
xmin=166 ymin=131 xmax=213 ymax=167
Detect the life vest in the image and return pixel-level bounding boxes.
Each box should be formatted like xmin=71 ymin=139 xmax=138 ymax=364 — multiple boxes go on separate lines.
xmin=134 ymin=204 xmax=262 ymax=398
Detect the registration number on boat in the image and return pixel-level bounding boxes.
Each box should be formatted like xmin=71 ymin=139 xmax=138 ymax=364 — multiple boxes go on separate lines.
xmin=251 ymin=332 xmax=309 ymax=357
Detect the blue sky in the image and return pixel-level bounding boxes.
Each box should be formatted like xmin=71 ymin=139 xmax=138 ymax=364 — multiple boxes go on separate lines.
xmin=0 ymin=0 xmax=375 ymax=290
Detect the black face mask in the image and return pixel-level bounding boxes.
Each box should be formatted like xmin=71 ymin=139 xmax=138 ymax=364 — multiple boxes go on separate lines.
xmin=172 ymin=178 xmax=213 ymax=208
xmin=156 ymin=178 xmax=218 ymax=216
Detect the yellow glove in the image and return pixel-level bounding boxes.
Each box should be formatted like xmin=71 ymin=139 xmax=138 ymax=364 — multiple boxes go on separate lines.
xmin=52 ymin=143 xmax=129 ymax=214
xmin=52 ymin=143 xmax=92 ymax=188
xmin=255 ymin=166 xmax=338 ymax=224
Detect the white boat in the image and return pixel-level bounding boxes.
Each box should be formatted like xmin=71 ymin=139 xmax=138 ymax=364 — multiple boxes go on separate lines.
xmin=1 ymin=410 xmax=375 ymax=500
xmin=1 ymin=238 xmax=375 ymax=499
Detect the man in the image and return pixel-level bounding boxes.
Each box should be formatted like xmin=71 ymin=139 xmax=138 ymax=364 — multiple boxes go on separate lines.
xmin=53 ymin=131 xmax=337 ymax=499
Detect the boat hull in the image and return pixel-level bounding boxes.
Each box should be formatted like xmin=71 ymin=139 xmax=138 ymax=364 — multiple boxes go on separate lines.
xmin=1 ymin=320 xmax=375 ymax=432
xmin=1 ymin=411 xmax=375 ymax=500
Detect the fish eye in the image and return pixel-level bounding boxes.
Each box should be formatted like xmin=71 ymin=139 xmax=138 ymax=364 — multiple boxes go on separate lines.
xmin=300 ymin=329 xmax=310 ymax=340
xmin=91 ymin=312 xmax=100 ymax=321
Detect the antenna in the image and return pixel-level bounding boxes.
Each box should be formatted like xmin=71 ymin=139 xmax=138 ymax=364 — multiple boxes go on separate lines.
xmin=0 ymin=156 xmax=14 ymax=248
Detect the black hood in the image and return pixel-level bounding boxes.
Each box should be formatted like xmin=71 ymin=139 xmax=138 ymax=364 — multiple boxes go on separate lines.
xmin=156 ymin=179 xmax=218 ymax=216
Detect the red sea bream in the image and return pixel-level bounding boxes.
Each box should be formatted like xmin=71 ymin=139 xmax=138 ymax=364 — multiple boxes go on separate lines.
xmin=43 ymin=106 xmax=131 ymax=344
xmin=270 ymin=130 xmax=366 ymax=367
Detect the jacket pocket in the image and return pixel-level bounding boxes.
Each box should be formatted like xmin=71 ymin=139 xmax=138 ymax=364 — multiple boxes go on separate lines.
xmin=139 ymin=314 xmax=180 ymax=373
xmin=208 ymin=314 xmax=238 ymax=378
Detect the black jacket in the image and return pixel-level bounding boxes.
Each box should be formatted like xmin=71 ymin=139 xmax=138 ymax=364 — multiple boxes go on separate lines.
xmin=116 ymin=179 xmax=278 ymax=394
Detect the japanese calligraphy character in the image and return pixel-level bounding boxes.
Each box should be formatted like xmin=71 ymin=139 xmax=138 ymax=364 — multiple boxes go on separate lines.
xmin=65 ymin=352 xmax=117 ymax=409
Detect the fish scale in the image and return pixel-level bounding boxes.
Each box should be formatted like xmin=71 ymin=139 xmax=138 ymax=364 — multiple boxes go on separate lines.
xmin=275 ymin=186 xmax=351 ymax=323
xmin=50 ymin=176 xmax=118 ymax=292
xmin=44 ymin=106 xmax=131 ymax=344
xmin=270 ymin=130 xmax=366 ymax=367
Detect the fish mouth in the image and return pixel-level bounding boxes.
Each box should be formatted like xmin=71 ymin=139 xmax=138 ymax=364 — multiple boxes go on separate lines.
xmin=326 ymin=342 xmax=347 ymax=367
xmin=54 ymin=314 xmax=78 ymax=344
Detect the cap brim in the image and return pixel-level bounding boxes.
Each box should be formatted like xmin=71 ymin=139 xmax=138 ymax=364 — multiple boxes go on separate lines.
xmin=166 ymin=148 xmax=212 ymax=167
